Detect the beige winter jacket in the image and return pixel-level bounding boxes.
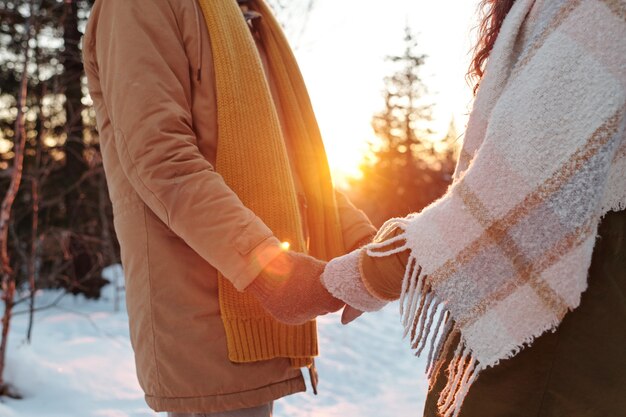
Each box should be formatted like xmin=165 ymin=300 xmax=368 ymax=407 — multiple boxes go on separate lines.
xmin=82 ymin=0 xmax=375 ymax=413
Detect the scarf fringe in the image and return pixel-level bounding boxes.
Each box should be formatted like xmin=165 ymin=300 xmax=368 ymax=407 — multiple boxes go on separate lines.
xmin=600 ymin=198 xmax=626 ymax=216
xmin=427 ymin=318 xmax=454 ymax=382
xmin=367 ymin=229 xmax=484 ymax=417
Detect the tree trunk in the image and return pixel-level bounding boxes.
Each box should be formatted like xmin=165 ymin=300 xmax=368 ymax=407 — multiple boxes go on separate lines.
xmin=26 ymin=177 xmax=39 ymax=344
xmin=61 ymin=0 xmax=87 ymax=217
xmin=98 ymin=174 xmax=120 ymax=311
xmin=25 ymin=6 xmax=45 ymax=346
xmin=0 ymin=12 xmax=30 ymax=394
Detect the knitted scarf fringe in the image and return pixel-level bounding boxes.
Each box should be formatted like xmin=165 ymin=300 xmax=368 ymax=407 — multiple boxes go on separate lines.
xmin=366 ymin=218 xmax=485 ymax=417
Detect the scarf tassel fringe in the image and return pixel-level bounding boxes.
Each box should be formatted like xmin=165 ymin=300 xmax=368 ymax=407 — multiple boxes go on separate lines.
xmin=367 ymin=225 xmax=484 ymax=417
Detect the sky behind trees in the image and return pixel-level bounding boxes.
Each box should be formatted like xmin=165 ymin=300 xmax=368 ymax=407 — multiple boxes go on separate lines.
xmin=290 ymin=0 xmax=480 ymax=184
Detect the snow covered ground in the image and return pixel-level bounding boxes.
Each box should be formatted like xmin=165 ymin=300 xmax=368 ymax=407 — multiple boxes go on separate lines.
xmin=0 ymin=266 xmax=428 ymax=417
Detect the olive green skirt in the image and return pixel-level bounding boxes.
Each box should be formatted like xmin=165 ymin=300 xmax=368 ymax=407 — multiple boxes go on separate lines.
xmin=424 ymin=209 xmax=626 ymax=417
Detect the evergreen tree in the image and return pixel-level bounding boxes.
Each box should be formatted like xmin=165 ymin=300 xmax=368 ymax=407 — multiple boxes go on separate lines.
xmin=349 ymin=27 xmax=456 ymax=226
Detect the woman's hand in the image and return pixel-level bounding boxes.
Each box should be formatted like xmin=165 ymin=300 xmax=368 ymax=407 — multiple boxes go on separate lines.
xmin=321 ymin=249 xmax=388 ymax=315
xmin=321 ymin=226 xmax=410 ymax=324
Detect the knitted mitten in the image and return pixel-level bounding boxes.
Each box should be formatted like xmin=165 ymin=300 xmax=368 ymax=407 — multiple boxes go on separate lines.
xmin=337 ymin=233 xmax=377 ymax=324
xmin=359 ymin=232 xmax=409 ymax=301
xmin=321 ymin=226 xmax=409 ymax=314
xmin=246 ymin=251 xmax=345 ymax=325
xmin=321 ymin=250 xmax=388 ymax=313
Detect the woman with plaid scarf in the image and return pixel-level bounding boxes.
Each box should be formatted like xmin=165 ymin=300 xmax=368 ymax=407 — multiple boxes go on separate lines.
xmin=320 ymin=1 xmax=626 ymax=416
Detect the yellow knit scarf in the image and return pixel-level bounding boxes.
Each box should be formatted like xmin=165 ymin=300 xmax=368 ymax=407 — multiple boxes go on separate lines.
xmin=197 ymin=0 xmax=345 ymax=367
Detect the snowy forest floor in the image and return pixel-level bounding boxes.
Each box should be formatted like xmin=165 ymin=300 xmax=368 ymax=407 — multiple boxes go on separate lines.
xmin=0 ymin=266 xmax=427 ymax=417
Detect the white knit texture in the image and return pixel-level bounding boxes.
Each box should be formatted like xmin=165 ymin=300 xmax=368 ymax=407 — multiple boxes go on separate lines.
xmin=321 ymin=250 xmax=388 ymax=313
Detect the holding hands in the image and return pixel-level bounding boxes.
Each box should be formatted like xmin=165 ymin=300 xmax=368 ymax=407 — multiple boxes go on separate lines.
xmin=246 ymin=227 xmax=409 ymax=326
xmin=322 ymin=226 xmax=409 ymax=323
xmin=245 ymin=250 xmax=345 ymax=325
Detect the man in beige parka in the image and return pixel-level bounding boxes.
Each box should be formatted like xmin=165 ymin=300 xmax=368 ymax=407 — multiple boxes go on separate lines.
xmin=82 ymin=0 xmax=376 ymax=416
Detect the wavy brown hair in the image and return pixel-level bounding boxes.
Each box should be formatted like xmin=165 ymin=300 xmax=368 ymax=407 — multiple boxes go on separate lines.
xmin=469 ymin=0 xmax=517 ymax=94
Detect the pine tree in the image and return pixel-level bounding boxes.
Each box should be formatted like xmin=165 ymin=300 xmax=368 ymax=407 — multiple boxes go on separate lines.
xmin=349 ymin=27 xmax=456 ymax=226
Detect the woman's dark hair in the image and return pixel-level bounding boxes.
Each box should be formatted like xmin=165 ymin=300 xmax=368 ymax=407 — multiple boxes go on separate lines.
xmin=469 ymin=0 xmax=516 ymax=94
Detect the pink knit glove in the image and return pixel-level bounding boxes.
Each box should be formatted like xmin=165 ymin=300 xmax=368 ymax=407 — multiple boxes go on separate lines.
xmin=246 ymin=251 xmax=345 ymax=325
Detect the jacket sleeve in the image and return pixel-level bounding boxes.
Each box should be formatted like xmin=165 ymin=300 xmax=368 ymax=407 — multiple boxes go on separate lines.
xmin=84 ymin=0 xmax=281 ymax=291
xmin=334 ymin=190 xmax=377 ymax=252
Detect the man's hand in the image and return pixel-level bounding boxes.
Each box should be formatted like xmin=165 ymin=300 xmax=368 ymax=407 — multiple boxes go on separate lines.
xmin=246 ymin=251 xmax=345 ymax=325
